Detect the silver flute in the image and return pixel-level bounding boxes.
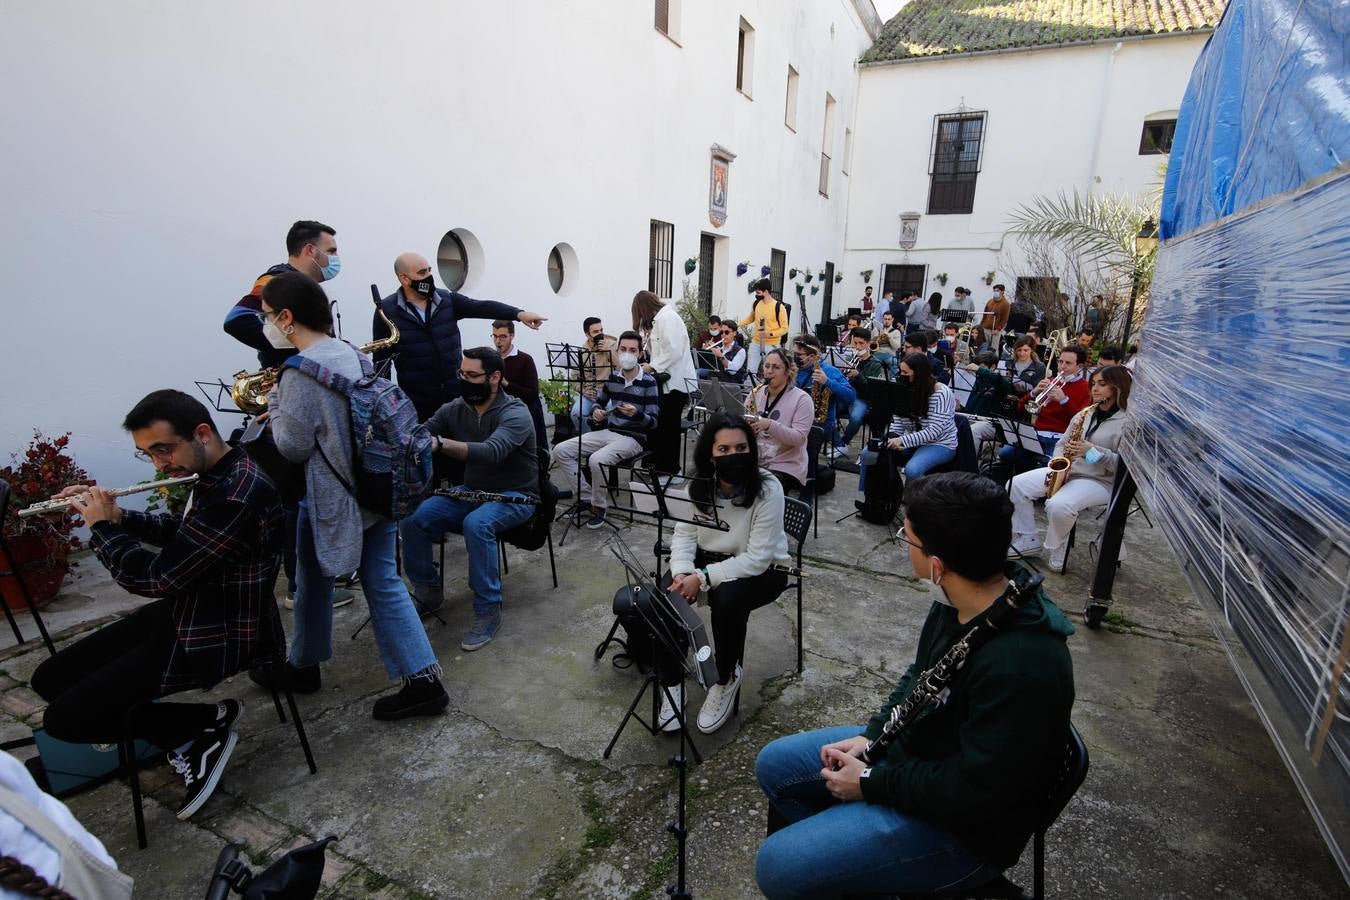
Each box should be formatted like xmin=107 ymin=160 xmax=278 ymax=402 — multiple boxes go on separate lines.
xmin=18 ymin=475 xmax=200 ymax=518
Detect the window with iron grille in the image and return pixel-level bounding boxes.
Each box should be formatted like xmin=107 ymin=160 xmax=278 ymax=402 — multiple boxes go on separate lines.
xmin=769 ymin=248 xmax=786 ymax=300
xmin=649 ymin=219 xmax=674 ymax=299
xmin=655 ymin=0 xmax=669 ymax=34
xmin=1139 ymin=118 xmax=1176 ymax=155
xmin=697 ymin=233 xmax=716 ymax=313
xmin=927 ymin=112 xmax=986 ymax=215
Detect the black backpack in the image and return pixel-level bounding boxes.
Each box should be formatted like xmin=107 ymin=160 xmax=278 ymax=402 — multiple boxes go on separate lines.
xmin=859 ymin=444 xmax=901 ymax=525
xmin=500 ymin=448 xmax=557 ymax=552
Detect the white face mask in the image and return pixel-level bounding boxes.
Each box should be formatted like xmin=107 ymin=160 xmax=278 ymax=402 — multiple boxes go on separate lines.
xmin=923 ymin=560 xmax=954 ymax=607
xmin=617 ymin=351 xmax=639 ymax=371
xmin=263 ymin=316 xmax=293 ymax=349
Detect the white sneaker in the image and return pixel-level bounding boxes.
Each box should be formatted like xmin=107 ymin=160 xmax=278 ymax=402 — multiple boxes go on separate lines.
xmin=1047 ymin=545 xmax=1068 ymax=572
xmin=1007 ymin=534 xmax=1043 ymax=559
xmin=657 ymin=683 xmax=684 ymax=733
xmin=697 ymin=665 xmax=742 ymax=734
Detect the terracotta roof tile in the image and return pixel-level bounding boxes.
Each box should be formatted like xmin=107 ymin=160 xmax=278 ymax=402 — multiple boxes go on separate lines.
xmin=862 ymin=0 xmax=1225 ymax=61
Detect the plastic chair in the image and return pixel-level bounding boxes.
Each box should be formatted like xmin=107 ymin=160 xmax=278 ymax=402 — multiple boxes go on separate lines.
xmin=781 ymin=498 xmax=812 ymax=673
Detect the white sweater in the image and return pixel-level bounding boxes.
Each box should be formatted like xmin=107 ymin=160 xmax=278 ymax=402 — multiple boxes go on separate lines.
xmin=669 ymin=471 xmax=791 ymax=588
xmin=648 ymin=305 xmax=697 ymax=393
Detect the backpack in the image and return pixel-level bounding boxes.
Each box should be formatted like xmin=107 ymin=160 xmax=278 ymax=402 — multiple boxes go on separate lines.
xmin=859 ymin=443 xmax=901 ymax=525
xmin=501 ymin=448 xmax=557 ymax=551
xmin=282 ymin=349 xmax=435 ymax=519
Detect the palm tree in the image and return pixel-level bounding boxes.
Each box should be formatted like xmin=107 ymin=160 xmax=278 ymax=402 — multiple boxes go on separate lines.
xmin=1007 ymin=188 xmax=1160 ymax=344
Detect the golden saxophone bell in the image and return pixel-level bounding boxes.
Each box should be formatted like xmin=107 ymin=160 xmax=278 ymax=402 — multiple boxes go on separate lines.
xmin=231 ymin=284 xmax=400 ymax=415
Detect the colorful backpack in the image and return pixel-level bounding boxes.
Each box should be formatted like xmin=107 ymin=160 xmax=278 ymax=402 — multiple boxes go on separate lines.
xmin=282 ymin=349 xmax=434 ymax=519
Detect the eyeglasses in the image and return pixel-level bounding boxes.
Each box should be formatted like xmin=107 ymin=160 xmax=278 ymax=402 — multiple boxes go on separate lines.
xmin=133 ymin=439 xmax=187 ymax=463
xmin=253 ymin=310 xmax=279 ymax=324
xmin=457 ymin=370 xmax=488 ymax=381
xmin=894 ymin=530 xmax=925 ymax=553
xmin=761 ymin=363 xmax=786 ymax=371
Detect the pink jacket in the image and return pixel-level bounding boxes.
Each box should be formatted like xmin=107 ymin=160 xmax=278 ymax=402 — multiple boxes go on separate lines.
xmin=754 ymin=384 xmax=813 ymax=485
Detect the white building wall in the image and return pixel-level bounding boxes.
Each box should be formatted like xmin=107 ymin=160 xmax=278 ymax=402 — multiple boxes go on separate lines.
xmin=0 ymin=0 xmax=873 ymax=486
xmin=842 ymin=35 xmax=1204 ymax=310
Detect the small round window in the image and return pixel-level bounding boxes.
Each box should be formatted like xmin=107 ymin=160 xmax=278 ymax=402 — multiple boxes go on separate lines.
xmin=547 ymin=245 xmax=565 ymax=294
xmin=437 ymin=231 xmax=468 ymax=291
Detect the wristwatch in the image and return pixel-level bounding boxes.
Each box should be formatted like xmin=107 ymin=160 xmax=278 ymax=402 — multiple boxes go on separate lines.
xmin=696 ymin=567 xmax=711 ymax=591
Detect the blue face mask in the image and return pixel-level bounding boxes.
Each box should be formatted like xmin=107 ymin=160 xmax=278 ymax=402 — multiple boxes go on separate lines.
xmin=319 ymin=252 xmax=341 ymax=282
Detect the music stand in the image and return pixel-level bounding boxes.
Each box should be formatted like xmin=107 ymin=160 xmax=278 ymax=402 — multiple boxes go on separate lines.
xmin=824 ymin=346 xmax=859 ymax=371
xmin=546 ymin=342 xmax=608 ymax=544
xmin=597 ymin=533 xmax=706 ymax=899
xmin=599 ymin=465 xmax=728 ymax=578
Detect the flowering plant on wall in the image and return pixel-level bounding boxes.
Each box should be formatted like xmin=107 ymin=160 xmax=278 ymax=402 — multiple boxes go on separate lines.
xmin=810 ymin=285 xmax=820 ymax=296
xmin=803 ymin=268 xmax=814 ymax=283
xmin=684 ymin=257 xmax=697 ymax=275
xmin=788 ymin=267 xmax=798 ymax=280
xmin=834 ymin=273 xmax=843 ymax=284
xmin=860 ymin=269 xmax=873 ymax=283
xmin=760 ymin=264 xmax=771 ymax=277
xmin=984 ymin=270 xmax=996 ymax=285
xmin=1 ymin=430 xmax=88 ymax=545
xmin=936 ymin=272 xmax=949 ymax=286
xmin=736 ymin=261 xmax=750 ymax=277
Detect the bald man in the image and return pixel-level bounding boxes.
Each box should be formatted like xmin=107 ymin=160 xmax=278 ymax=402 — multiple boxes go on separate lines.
xmin=372 ymin=252 xmax=548 ymax=420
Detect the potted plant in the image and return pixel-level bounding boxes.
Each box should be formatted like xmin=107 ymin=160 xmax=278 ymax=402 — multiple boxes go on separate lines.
xmin=803 ymin=268 xmax=814 ymax=283
xmin=143 ymin=468 xmax=194 ymax=515
xmin=984 ymin=270 xmax=996 ymax=285
xmin=834 ymin=273 xmax=843 ymax=284
xmin=735 ymin=260 xmax=750 ymax=277
xmin=861 ymin=269 xmax=873 ymax=283
xmin=760 ymin=264 xmax=772 ymax=277
xmin=540 ymin=377 xmax=577 ymax=445
xmin=936 ymin=272 xmax=949 ymax=286
xmin=1 ymin=430 xmax=89 ymax=609
xmin=788 ymin=267 xmax=798 ymax=280
xmin=684 ymin=257 xmax=697 ymax=275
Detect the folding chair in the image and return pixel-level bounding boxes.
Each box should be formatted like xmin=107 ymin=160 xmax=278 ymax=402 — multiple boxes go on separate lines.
xmin=892 ymin=725 xmax=1089 ymax=900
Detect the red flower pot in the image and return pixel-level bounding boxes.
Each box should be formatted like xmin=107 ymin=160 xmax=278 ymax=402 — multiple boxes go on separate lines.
xmin=0 ymin=533 xmax=69 ymax=611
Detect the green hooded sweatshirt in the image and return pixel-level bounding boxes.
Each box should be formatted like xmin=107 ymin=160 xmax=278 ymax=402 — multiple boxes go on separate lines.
xmin=858 ymin=564 xmax=1075 ymax=870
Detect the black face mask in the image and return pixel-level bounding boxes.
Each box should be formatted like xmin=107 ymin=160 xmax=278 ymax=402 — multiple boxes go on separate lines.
xmin=794 ymin=355 xmax=809 ymax=368
xmin=409 ymin=274 xmax=435 ymax=296
xmin=460 ymin=379 xmax=490 ymax=404
xmin=713 ymin=452 xmax=756 ymax=485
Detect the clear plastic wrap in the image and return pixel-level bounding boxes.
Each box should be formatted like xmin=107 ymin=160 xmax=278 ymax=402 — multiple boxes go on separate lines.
xmin=1134 ymin=0 xmax=1350 ymax=877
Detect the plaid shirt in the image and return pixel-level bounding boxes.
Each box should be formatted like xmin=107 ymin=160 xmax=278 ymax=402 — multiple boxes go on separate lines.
xmin=88 ymin=448 xmax=285 ymax=693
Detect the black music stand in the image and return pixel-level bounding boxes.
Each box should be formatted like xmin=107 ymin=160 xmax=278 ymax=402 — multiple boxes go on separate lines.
xmin=546 ymin=342 xmax=609 ymax=544
xmin=0 ymin=482 xmax=57 ymax=655
xmin=597 ymin=465 xmax=728 ymax=579
xmin=597 ymin=534 xmax=707 ymax=900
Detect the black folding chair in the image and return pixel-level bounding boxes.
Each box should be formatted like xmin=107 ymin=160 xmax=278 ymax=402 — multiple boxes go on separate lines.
xmin=0 ymin=479 xmax=58 ymax=654
xmin=122 ymin=655 xmax=318 ymax=850
xmin=781 ymin=497 xmax=812 ymax=673
xmin=892 ymin=724 xmax=1090 ymax=900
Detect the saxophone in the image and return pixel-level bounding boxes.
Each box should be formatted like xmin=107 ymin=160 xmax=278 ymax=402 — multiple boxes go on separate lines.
xmin=745 ymin=384 xmax=759 ymax=417
xmin=1045 ymin=404 xmax=1090 ymax=498
xmin=810 ymin=373 xmax=832 ymax=425
xmin=231 ymin=284 xmax=400 ymax=415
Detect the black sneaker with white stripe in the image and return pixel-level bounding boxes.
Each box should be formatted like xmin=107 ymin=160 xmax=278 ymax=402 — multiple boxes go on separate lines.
xmin=170 ymin=721 xmax=239 ymax=820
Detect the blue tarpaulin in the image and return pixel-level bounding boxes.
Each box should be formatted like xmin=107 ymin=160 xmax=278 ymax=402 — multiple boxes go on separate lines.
xmin=1133 ymin=0 xmax=1349 ymax=881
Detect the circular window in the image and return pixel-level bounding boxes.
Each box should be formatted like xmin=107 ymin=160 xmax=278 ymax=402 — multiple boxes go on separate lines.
xmin=437 ymin=231 xmax=468 ymax=291
xmin=548 ymin=246 xmax=565 ymax=294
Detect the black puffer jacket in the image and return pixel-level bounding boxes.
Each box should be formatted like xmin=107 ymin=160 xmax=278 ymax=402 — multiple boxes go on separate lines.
xmin=372 ymin=288 xmax=519 ymax=420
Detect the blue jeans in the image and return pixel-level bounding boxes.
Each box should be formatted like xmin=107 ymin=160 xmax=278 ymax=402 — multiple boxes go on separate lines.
xmin=399 ymin=490 xmax=536 ymax=613
xmin=755 ymin=726 xmax=996 ymax=898
xmin=570 ymin=395 xmax=597 ymax=430
xmin=291 ymin=502 xmax=437 ymax=680
xmin=857 ymin=443 xmax=956 ymax=491
xmin=998 ymin=434 xmax=1057 ymax=465
xmin=841 ymin=398 xmax=869 ymax=445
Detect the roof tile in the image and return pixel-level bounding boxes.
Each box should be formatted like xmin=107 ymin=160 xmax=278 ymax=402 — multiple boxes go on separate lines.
xmin=862 ymin=0 xmax=1225 ymax=61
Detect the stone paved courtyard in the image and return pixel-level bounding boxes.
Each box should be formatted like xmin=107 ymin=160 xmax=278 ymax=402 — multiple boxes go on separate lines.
xmin=0 ymin=469 xmax=1344 ymax=899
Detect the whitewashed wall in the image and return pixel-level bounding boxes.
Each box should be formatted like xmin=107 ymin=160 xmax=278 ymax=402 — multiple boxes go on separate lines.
xmin=841 ymin=35 xmax=1205 ymax=310
xmin=0 ymin=0 xmax=872 ymax=486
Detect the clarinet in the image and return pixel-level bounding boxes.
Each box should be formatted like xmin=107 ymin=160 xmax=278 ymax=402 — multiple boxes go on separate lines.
xmin=860 ymin=574 xmax=1044 ymax=765
xmin=433 ymin=489 xmax=537 ymax=506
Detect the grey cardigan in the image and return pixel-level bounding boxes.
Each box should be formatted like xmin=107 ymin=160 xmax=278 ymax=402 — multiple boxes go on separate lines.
xmin=268 ymin=338 xmax=377 ymax=576
xmin=1054 ymin=405 xmax=1128 ymax=487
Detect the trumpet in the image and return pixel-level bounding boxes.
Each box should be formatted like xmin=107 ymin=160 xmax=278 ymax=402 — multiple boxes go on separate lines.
xmin=19 ymin=475 xmax=200 ymax=518
xmin=1024 ymin=373 xmax=1066 ymax=417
